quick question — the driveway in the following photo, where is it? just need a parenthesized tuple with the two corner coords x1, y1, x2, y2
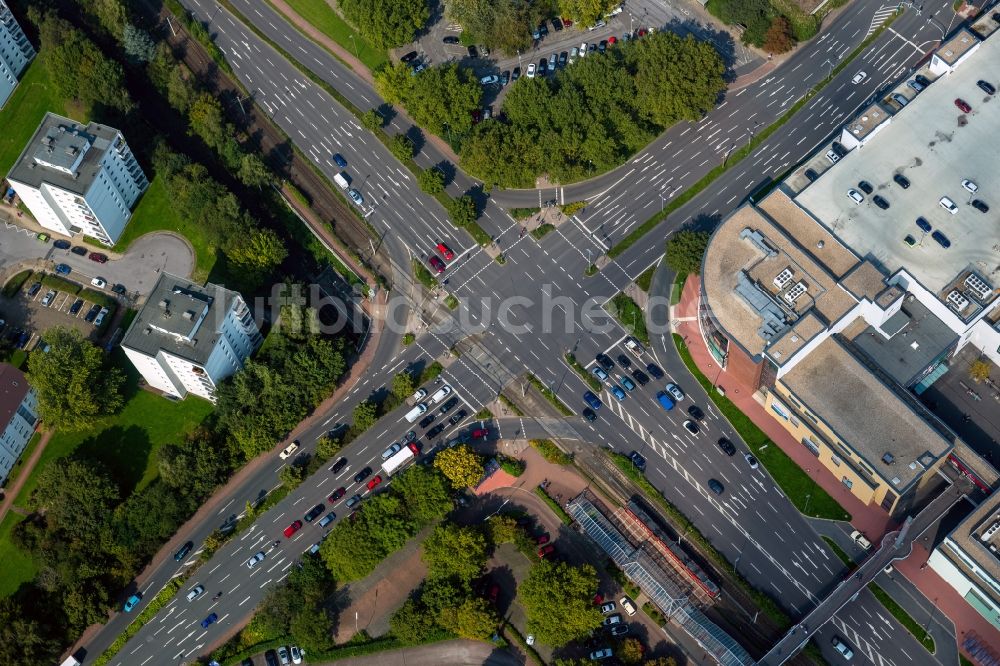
(0, 218, 194, 299)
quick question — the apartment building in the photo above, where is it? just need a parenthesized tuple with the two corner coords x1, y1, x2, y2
(121, 273, 262, 402)
(0, 0, 34, 109)
(6, 113, 149, 246)
(0, 363, 38, 486)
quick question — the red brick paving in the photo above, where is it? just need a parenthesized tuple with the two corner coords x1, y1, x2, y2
(673, 276, 1000, 659)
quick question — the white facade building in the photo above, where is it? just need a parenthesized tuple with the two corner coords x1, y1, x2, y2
(6, 113, 149, 246)
(0, 363, 38, 486)
(121, 273, 262, 402)
(0, 0, 34, 109)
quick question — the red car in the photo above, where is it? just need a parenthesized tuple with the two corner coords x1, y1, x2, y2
(436, 242, 454, 261)
(488, 584, 500, 604)
(608, 36, 617, 45)
(536, 533, 550, 545)
(471, 428, 490, 439)
(428, 256, 446, 274)
(406, 442, 420, 455)
(366, 475, 383, 491)
(328, 487, 346, 502)
(538, 544, 555, 558)
(561, 17, 573, 27)
(89, 252, 108, 263)
(283, 520, 303, 537)
(637, 28, 647, 38)
(955, 98, 972, 113)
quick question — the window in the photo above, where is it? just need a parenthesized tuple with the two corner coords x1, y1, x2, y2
(830, 455, 841, 467)
(842, 477, 853, 490)
(770, 400, 790, 420)
(801, 437, 820, 457)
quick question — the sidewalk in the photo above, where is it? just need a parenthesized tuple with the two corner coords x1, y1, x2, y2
(0, 430, 49, 521)
(671, 275, 1000, 660)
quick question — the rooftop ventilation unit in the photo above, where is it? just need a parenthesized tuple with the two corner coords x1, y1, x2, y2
(783, 281, 807, 305)
(964, 273, 992, 301)
(882, 452, 895, 465)
(773, 268, 794, 290)
(158, 299, 169, 309)
(982, 520, 1000, 543)
(947, 290, 970, 311)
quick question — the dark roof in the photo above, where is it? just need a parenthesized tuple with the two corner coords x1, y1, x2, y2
(0, 363, 30, 428)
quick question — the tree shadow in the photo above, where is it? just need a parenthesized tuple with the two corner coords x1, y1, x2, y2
(75, 425, 153, 497)
(377, 103, 396, 126)
(405, 126, 426, 155)
(464, 184, 489, 215)
(434, 160, 457, 186)
(663, 17, 739, 76)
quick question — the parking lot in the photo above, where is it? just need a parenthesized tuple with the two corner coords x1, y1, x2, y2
(0, 275, 116, 350)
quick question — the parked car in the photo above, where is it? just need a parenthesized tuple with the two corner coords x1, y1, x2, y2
(91, 277, 107, 289)
(619, 376, 636, 392)
(538, 544, 555, 558)
(687, 405, 704, 420)
(283, 520, 303, 537)
(89, 252, 108, 263)
(717, 437, 736, 456)
(419, 413, 436, 428)
(449, 409, 468, 425)
(609, 385, 626, 401)
(438, 396, 459, 414)
(345, 495, 362, 509)
(304, 503, 325, 522)
(976, 79, 996, 95)
(847, 188, 864, 205)
(962, 179, 979, 193)
(609, 624, 629, 636)
(467, 45, 478, 58)
(600, 601, 616, 614)
(804, 168, 818, 182)
(628, 451, 646, 471)
(932, 230, 951, 248)
(745, 452, 759, 469)
(41, 290, 55, 307)
(443, 36, 460, 44)
(603, 613, 623, 626)
(124, 593, 141, 612)
(27, 282, 41, 297)
(331, 457, 348, 474)
(480, 74, 500, 86)
(348, 188, 364, 206)
(582, 407, 597, 422)
(916, 217, 932, 233)
(53, 239, 71, 249)
(290, 645, 303, 664)
(501, 70, 510, 86)
(616, 353, 631, 369)
(872, 195, 890, 210)
(400, 51, 418, 63)
(850, 530, 872, 550)
(69, 298, 84, 315)
(318, 512, 336, 528)
(955, 98, 972, 113)
(93, 307, 109, 327)
(631, 369, 649, 385)
(665, 383, 685, 401)
(596, 353, 615, 370)
(328, 487, 346, 502)
(646, 363, 664, 379)
(590, 648, 613, 660)
(857, 181, 873, 195)
(70, 245, 87, 256)
(526, 63, 536, 78)
(972, 199, 990, 213)
(426, 423, 445, 438)
(54, 263, 71, 275)
(893, 174, 910, 189)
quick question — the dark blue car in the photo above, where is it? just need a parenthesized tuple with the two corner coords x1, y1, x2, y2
(332, 153, 348, 168)
(201, 612, 218, 628)
(54, 263, 71, 275)
(583, 391, 602, 410)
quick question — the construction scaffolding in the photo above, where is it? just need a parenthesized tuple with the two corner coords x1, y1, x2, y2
(566, 492, 756, 666)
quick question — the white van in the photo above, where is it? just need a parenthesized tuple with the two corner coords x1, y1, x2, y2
(619, 596, 637, 616)
(405, 403, 428, 423)
(333, 172, 350, 189)
(429, 385, 452, 405)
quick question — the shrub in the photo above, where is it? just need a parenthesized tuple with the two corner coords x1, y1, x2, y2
(530, 439, 572, 465)
(763, 16, 796, 53)
(390, 134, 415, 161)
(3, 270, 32, 297)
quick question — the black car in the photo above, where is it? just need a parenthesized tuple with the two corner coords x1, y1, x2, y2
(111, 283, 127, 295)
(265, 650, 280, 666)
(304, 503, 325, 522)
(804, 168, 818, 182)
(872, 195, 890, 210)
(331, 457, 348, 473)
(971, 199, 989, 213)
(559, 51, 567, 67)
(69, 298, 84, 315)
(85, 303, 102, 322)
(426, 424, 446, 438)
(646, 363, 664, 380)
(977, 79, 996, 95)
(354, 467, 372, 484)
(501, 70, 510, 86)
(552, 17, 563, 31)
(931, 230, 951, 248)
(71, 245, 88, 256)
(538, 59, 547, 75)
(717, 437, 737, 456)
(598, 40, 608, 53)
(596, 353, 615, 371)
(449, 409, 468, 425)
(893, 174, 910, 189)
(582, 408, 597, 422)
(616, 354, 631, 369)
(628, 451, 646, 471)
(915, 74, 930, 87)
(687, 405, 704, 420)
(27, 282, 41, 297)
(438, 396, 459, 415)
(467, 45, 478, 58)
(538, 22, 549, 36)
(419, 413, 436, 428)
(631, 369, 649, 386)
(857, 181, 873, 195)
(443, 36, 460, 44)
(174, 541, 194, 561)
(512, 67, 521, 80)
(831, 141, 848, 157)
(53, 239, 71, 249)
(400, 51, 418, 63)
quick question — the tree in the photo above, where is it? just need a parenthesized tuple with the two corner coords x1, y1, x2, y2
(422, 524, 488, 580)
(445, 597, 499, 640)
(643, 658, 679, 666)
(290, 607, 335, 652)
(361, 108, 384, 132)
(374, 63, 482, 137)
(122, 24, 156, 63)
(485, 514, 520, 546)
(519, 560, 602, 647)
(417, 167, 445, 194)
(27, 326, 125, 430)
(0, 597, 59, 665)
(619, 637, 645, 664)
(188, 93, 229, 152)
(665, 230, 710, 275)
(279, 460, 309, 489)
(33, 458, 120, 543)
(763, 16, 795, 54)
(446, 0, 547, 56)
(238, 153, 273, 188)
(225, 228, 288, 280)
(91, 0, 131, 37)
(337, 0, 430, 48)
(448, 195, 478, 227)
(391, 371, 415, 400)
(970, 360, 991, 381)
(320, 494, 416, 581)
(316, 435, 342, 460)
(392, 465, 453, 524)
(353, 400, 377, 432)
(434, 444, 485, 489)
(390, 597, 436, 644)
(216, 360, 304, 459)
(390, 134, 414, 161)
(633, 33, 726, 127)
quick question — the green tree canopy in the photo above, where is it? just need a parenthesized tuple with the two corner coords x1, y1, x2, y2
(422, 524, 488, 580)
(441, 597, 498, 640)
(352, 400, 377, 432)
(392, 465, 453, 524)
(446, 0, 549, 56)
(375, 62, 482, 137)
(27, 326, 125, 431)
(447, 194, 478, 228)
(631, 33, 726, 127)
(434, 444, 485, 489)
(558, 0, 620, 26)
(224, 227, 288, 281)
(417, 167, 445, 194)
(519, 560, 602, 646)
(33, 458, 120, 542)
(391, 371, 415, 400)
(338, 0, 429, 48)
(665, 229, 710, 275)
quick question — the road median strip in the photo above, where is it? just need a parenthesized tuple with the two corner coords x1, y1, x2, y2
(564, 353, 602, 392)
(94, 577, 187, 666)
(526, 373, 573, 417)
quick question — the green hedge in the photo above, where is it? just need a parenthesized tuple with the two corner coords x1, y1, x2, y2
(509, 207, 540, 220)
(39, 274, 80, 294)
(3, 270, 32, 297)
(534, 486, 572, 525)
(530, 223, 554, 240)
(564, 352, 602, 392)
(609, 452, 790, 627)
(501, 623, 544, 666)
(79, 287, 116, 309)
(526, 373, 573, 416)
(530, 439, 572, 465)
(95, 577, 187, 665)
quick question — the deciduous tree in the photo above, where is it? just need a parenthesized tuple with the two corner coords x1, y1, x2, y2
(417, 167, 445, 194)
(665, 230, 710, 275)
(392, 465, 453, 524)
(519, 560, 602, 647)
(619, 637, 645, 664)
(422, 524, 488, 580)
(434, 444, 485, 488)
(763, 16, 796, 54)
(338, 0, 429, 48)
(352, 400, 378, 432)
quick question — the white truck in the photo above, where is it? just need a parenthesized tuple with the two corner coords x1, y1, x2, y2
(333, 172, 350, 189)
(382, 443, 418, 476)
(624, 336, 645, 358)
(60, 656, 82, 666)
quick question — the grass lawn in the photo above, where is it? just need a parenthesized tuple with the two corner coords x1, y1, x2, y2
(115, 176, 217, 280)
(0, 513, 37, 597)
(607, 293, 649, 345)
(0, 60, 86, 175)
(12, 352, 214, 509)
(635, 265, 657, 292)
(273, 0, 387, 71)
(673, 334, 850, 521)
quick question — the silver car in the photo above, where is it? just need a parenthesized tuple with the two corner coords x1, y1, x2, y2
(381, 442, 402, 460)
(665, 383, 685, 402)
(246, 551, 266, 569)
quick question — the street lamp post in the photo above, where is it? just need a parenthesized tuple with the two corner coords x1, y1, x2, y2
(823, 58, 834, 79)
(804, 493, 812, 516)
(349, 33, 359, 59)
(517, 49, 522, 70)
(659, 192, 666, 211)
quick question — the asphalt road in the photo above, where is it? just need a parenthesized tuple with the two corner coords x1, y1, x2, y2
(89, 1, 970, 664)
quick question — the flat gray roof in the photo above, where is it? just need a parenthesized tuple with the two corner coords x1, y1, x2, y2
(121, 273, 237, 366)
(944, 490, 1000, 606)
(6, 113, 117, 195)
(794, 33, 1000, 295)
(850, 298, 958, 386)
